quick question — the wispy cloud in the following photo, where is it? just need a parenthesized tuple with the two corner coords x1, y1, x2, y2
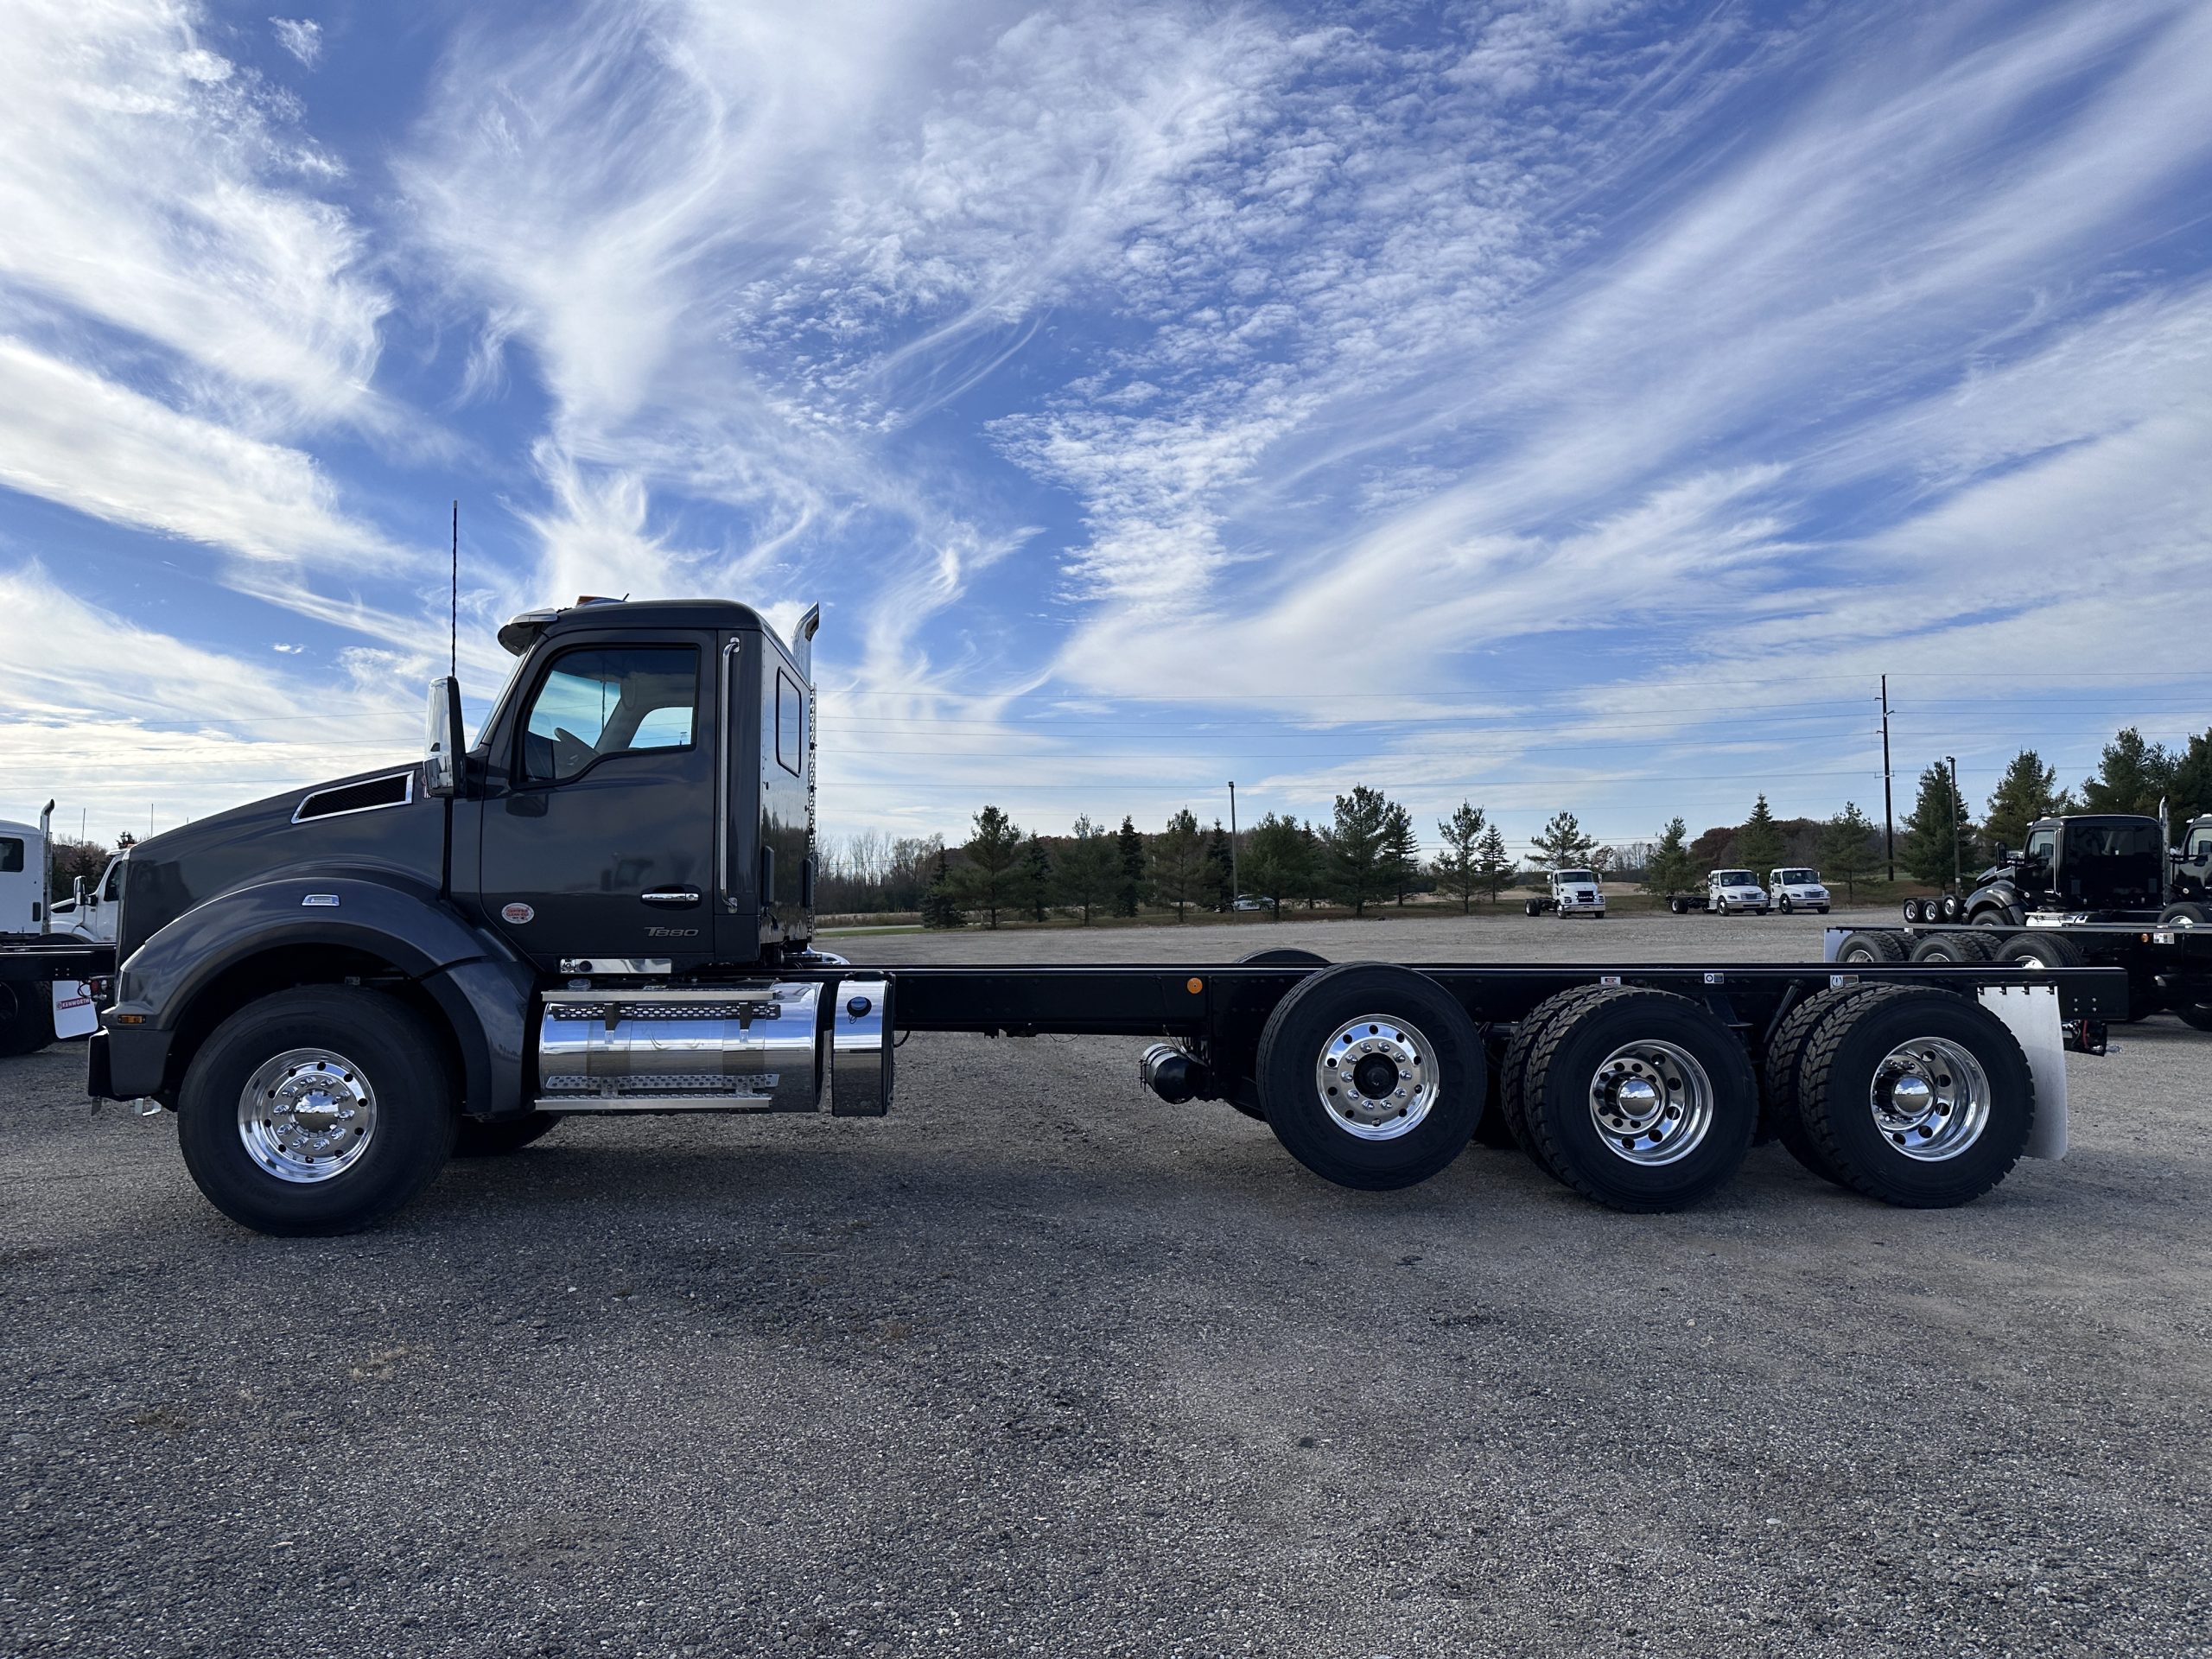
(270, 17, 322, 69)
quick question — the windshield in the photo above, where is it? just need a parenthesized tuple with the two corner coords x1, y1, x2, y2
(1557, 870, 1597, 885)
(1777, 868, 1815, 884)
(1714, 870, 1756, 885)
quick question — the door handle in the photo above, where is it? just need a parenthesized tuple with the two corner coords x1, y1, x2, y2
(641, 889, 702, 906)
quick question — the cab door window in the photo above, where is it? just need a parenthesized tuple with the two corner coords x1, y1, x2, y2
(519, 646, 698, 785)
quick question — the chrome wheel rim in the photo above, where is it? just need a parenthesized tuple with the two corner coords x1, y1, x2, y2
(1868, 1037, 1988, 1160)
(1314, 1014, 1437, 1141)
(1588, 1040, 1713, 1166)
(238, 1047, 378, 1183)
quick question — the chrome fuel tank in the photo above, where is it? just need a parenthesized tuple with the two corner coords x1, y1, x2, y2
(537, 984, 823, 1110)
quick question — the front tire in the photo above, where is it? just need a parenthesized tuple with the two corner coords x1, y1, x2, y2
(1779, 896, 1794, 915)
(177, 987, 457, 1236)
(1255, 963, 1484, 1190)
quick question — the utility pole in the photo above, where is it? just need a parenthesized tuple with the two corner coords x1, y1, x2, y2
(1227, 782, 1239, 912)
(1946, 754, 1963, 896)
(1880, 675, 1896, 881)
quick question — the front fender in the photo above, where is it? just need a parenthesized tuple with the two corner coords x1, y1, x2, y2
(99, 876, 533, 1109)
(116, 875, 508, 1021)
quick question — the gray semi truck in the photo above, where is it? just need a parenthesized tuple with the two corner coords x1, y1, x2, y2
(80, 599, 2126, 1234)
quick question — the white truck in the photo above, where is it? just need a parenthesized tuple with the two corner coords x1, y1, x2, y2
(46, 854, 126, 943)
(1767, 867, 1831, 915)
(1665, 869, 1770, 915)
(0, 806, 112, 1056)
(1525, 869, 1606, 918)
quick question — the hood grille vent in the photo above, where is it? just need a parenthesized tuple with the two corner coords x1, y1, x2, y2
(293, 771, 415, 823)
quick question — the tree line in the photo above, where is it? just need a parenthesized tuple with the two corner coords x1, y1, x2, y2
(821, 721, 2212, 926)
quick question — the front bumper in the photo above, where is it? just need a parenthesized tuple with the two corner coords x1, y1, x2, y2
(85, 1021, 172, 1102)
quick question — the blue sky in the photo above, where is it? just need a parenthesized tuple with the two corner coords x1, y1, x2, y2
(3, 0, 2210, 857)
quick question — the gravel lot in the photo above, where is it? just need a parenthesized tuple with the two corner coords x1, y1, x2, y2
(5, 906, 2209, 1657)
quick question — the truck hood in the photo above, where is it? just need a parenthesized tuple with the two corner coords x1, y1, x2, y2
(118, 764, 444, 962)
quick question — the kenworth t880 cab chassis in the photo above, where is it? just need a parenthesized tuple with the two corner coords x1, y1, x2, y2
(85, 600, 2125, 1235)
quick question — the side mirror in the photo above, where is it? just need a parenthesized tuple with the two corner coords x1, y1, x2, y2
(423, 677, 466, 798)
(73, 875, 88, 908)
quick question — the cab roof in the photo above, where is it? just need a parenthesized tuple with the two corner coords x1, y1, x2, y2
(498, 597, 810, 662)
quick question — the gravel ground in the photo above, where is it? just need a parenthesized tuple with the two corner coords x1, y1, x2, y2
(4, 906, 2209, 1657)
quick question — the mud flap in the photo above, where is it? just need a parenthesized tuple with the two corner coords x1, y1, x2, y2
(1978, 982, 2066, 1160)
(51, 979, 98, 1040)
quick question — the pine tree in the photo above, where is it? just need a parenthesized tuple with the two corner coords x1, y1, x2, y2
(1325, 785, 1395, 916)
(1642, 817, 1700, 897)
(1901, 762, 1976, 887)
(2079, 728, 2176, 821)
(919, 847, 966, 928)
(1020, 834, 1053, 923)
(1736, 794, 1785, 877)
(1984, 750, 2065, 852)
(1115, 816, 1147, 917)
(1299, 820, 1330, 910)
(1203, 820, 1236, 912)
(1383, 804, 1419, 906)
(956, 804, 1024, 928)
(1529, 810, 1599, 872)
(1057, 816, 1119, 925)
(1148, 808, 1207, 921)
(2170, 728, 2212, 836)
(1243, 812, 1310, 918)
(1475, 824, 1516, 905)
(1432, 802, 1487, 913)
(1819, 802, 1878, 900)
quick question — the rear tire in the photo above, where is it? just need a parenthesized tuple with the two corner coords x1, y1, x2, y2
(1227, 949, 1331, 1120)
(2159, 902, 2209, 928)
(2180, 1004, 2212, 1032)
(1254, 963, 1484, 1190)
(1836, 930, 1908, 964)
(177, 987, 457, 1236)
(1762, 984, 1886, 1187)
(1499, 986, 1616, 1179)
(1910, 931, 1998, 964)
(1996, 932, 2083, 970)
(453, 1112, 562, 1157)
(1521, 988, 1756, 1211)
(1797, 989, 2032, 1207)
(0, 984, 54, 1058)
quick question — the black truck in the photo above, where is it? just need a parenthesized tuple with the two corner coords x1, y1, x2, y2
(83, 599, 2126, 1234)
(1843, 811, 2212, 1028)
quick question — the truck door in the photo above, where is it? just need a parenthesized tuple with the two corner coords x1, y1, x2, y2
(474, 635, 716, 969)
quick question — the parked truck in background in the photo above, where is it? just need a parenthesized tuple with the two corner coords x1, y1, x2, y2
(1, 806, 115, 1057)
(73, 597, 2126, 1235)
(1834, 811, 2212, 1028)
(1664, 869, 1770, 915)
(1524, 869, 1606, 918)
(1768, 868, 1831, 915)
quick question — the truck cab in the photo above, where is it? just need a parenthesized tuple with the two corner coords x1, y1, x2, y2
(1706, 870, 1770, 915)
(1964, 813, 2167, 925)
(0, 818, 41, 938)
(1526, 869, 1605, 918)
(2173, 816, 2212, 903)
(48, 855, 126, 944)
(1767, 867, 1829, 915)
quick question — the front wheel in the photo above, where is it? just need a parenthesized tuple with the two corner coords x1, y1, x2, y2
(1254, 963, 1484, 1189)
(1778, 896, 1794, 914)
(177, 987, 457, 1236)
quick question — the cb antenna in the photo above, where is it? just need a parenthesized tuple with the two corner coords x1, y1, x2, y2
(449, 500, 459, 676)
